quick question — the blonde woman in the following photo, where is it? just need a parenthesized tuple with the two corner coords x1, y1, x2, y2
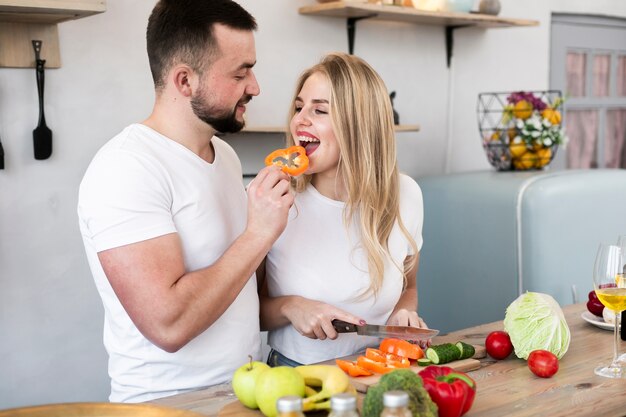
(259, 53, 427, 366)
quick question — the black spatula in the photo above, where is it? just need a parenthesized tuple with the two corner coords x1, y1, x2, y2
(32, 40, 52, 160)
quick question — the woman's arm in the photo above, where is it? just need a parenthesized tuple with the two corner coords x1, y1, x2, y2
(258, 260, 364, 340)
(386, 253, 428, 329)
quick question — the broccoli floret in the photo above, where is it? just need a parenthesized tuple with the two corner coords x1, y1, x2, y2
(362, 369, 438, 417)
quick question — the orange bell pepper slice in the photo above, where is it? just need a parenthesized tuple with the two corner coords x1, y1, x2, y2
(365, 348, 411, 368)
(335, 359, 373, 377)
(379, 338, 424, 360)
(264, 146, 309, 176)
(357, 356, 400, 375)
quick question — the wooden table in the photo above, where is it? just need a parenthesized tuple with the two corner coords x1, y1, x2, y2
(150, 304, 626, 417)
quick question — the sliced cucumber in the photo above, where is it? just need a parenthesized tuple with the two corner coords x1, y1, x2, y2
(417, 358, 432, 366)
(425, 343, 461, 365)
(455, 341, 476, 360)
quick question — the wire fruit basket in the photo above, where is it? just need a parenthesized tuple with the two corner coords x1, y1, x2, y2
(477, 91, 566, 171)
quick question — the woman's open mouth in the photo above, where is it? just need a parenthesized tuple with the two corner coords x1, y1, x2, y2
(297, 134, 320, 156)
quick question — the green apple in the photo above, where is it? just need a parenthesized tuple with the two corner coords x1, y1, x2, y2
(232, 357, 270, 409)
(255, 366, 306, 417)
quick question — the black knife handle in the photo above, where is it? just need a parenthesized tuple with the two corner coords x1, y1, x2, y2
(332, 319, 358, 333)
(621, 311, 625, 341)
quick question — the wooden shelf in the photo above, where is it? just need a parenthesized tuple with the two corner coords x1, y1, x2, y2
(299, 2, 538, 65)
(242, 126, 290, 134)
(299, 2, 538, 28)
(239, 124, 420, 134)
(0, 0, 106, 68)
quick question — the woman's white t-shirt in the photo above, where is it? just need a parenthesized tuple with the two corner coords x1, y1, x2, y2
(265, 174, 423, 364)
(78, 124, 261, 402)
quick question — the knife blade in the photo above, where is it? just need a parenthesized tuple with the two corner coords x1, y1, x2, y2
(332, 319, 439, 341)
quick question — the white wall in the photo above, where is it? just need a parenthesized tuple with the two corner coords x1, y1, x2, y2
(0, 0, 624, 409)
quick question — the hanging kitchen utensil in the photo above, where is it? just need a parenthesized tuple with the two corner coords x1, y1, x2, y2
(0, 135, 4, 170)
(32, 40, 52, 160)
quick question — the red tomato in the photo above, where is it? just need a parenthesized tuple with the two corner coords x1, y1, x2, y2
(527, 350, 559, 378)
(485, 331, 513, 360)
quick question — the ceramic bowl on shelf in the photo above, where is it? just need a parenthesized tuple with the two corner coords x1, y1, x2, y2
(446, 0, 473, 12)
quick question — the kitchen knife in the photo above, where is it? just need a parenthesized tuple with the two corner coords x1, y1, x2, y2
(332, 319, 439, 341)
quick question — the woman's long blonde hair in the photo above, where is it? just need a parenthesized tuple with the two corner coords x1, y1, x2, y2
(286, 52, 418, 297)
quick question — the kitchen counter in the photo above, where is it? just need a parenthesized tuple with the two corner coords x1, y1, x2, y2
(150, 303, 626, 416)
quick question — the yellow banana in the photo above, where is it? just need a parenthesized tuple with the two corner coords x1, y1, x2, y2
(295, 365, 350, 405)
(303, 399, 330, 412)
(304, 385, 318, 398)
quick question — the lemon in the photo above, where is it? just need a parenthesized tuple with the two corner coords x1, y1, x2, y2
(513, 100, 533, 120)
(541, 108, 561, 124)
(535, 147, 552, 168)
(509, 141, 527, 159)
(513, 152, 537, 170)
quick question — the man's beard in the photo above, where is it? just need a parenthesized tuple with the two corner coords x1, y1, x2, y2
(191, 93, 251, 134)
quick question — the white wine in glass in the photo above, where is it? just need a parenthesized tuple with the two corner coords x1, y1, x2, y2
(615, 235, 626, 362)
(593, 243, 626, 378)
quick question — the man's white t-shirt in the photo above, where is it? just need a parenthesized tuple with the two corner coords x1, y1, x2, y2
(265, 174, 424, 364)
(78, 124, 261, 403)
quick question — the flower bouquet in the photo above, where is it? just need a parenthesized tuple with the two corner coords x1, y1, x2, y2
(477, 91, 567, 171)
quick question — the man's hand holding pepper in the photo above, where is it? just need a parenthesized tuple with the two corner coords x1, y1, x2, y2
(246, 165, 294, 245)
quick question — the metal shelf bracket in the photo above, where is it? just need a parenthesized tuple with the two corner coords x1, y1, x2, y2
(445, 24, 472, 67)
(347, 14, 377, 54)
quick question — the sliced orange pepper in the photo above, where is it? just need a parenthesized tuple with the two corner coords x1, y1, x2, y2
(379, 338, 424, 360)
(357, 356, 401, 374)
(264, 146, 309, 176)
(365, 348, 411, 368)
(335, 359, 373, 377)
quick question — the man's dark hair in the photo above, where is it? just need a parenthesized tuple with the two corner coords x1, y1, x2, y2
(146, 0, 257, 90)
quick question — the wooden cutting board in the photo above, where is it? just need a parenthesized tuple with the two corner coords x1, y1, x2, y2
(344, 344, 486, 393)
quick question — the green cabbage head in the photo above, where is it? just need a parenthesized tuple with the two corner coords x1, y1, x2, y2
(503, 292, 570, 359)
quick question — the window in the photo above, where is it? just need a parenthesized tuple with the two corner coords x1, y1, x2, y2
(550, 14, 626, 169)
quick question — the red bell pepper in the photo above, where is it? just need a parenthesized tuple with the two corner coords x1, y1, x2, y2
(586, 290, 604, 317)
(418, 365, 476, 417)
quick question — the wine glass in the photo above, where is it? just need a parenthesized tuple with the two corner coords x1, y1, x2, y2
(616, 235, 626, 363)
(592, 243, 626, 378)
